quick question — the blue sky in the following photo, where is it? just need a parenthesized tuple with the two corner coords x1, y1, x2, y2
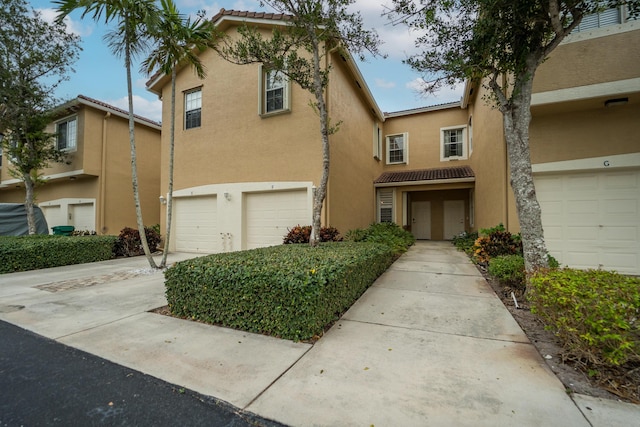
(29, 0, 464, 123)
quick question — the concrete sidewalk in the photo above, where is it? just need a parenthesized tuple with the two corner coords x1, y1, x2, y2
(1, 242, 638, 426)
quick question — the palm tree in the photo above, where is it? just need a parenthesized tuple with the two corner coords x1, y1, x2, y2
(55, 0, 160, 269)
(141, 0, 217, 268)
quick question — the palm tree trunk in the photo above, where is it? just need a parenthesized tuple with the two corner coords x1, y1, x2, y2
(125, 44, 157, 269)
(160, 67, 177, 268)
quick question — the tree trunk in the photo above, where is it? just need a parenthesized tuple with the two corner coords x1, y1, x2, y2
(501, 79, 549, 273)
(160, 68, 176, 268)
(23, 172, 37, 235)
(309, 36, 330, 247)
(125, 46, 157, 269)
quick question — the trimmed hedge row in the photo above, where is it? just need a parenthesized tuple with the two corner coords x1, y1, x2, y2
(0, 235, 117, 274)
(165, 242, 395, 341)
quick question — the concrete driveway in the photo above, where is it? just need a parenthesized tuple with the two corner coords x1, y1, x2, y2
(1, 243, 638, 426)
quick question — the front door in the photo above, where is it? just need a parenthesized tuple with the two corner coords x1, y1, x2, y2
(411, 201, 431, 239)
(444, 200, 465, 239)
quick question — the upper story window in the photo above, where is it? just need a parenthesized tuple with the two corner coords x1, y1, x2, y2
(386, 132, 408, 165)
(440, 125, 468, 161)
(57, 117, 77, 151)
(185, 88, 202, 129)
(260, 66, 290, 116)
(0, 145, 3, 168)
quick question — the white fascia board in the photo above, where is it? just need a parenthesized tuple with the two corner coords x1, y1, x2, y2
(532, 152, 640, 174)
(531, 78, 640, 106)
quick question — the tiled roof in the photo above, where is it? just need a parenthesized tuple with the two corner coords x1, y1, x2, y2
(76, 95, 161, 127)
(374, 166, 475, 184)
(211, 8, 292, 23)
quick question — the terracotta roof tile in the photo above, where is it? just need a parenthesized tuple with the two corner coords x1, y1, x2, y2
(211, 8, 292, 23)
(374, 166, 475, 184)
(76, 95, 161, 127)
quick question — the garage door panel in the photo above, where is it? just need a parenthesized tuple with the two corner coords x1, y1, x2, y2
(536, 168, 640, 274)
(602, 226, 637, 242)
(174, 196, 219, 253)
(245, 190, 309, 250)
(566, 226, 597, 240)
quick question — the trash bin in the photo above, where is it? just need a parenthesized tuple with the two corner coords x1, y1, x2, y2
(52, 225, 75, 236)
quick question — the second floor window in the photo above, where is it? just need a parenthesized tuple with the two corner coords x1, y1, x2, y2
(260, 66, 290, 116)
(57, 117, 77, 151)
(185, 89, 202, 129)
(386, 133, 408, 165)
(440, 126, 468, 161)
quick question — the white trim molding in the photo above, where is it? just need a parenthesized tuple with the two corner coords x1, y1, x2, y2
(532, 152, 640, 174)
(531, 78, 640, 106)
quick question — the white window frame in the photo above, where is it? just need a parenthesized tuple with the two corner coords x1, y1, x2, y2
(373, 122, 382, 160)
(386, 132, 408, 165)
(440, 125, 468, 161)
(56, 116, 77, 152)
(259, 65, 291, 116)
(468, 116, 473, 157)
(184, 88, 202, 130)
(377, 188, 394, 223)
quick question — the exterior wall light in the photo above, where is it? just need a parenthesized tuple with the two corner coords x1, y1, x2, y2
(159, 195, 167, 205)
(224, 192, 231, 201)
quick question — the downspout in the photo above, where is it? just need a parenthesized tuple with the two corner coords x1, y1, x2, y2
(99, 112, 111, 234)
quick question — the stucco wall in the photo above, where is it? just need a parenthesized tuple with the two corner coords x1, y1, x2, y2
(325, 52, 382, 233)
(533, 24, 640, 93)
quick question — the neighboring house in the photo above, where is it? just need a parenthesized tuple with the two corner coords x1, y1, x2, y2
(148, 8, 639, 275)
(0, 95, 162, 235)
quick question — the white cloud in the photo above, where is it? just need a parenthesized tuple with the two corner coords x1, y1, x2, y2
(107, 95, 163, 123)
(349, 0, 423, 60)
(375, 78, 396, 89)
(36, 8, 93, 37)
(406, 78, 465, 104)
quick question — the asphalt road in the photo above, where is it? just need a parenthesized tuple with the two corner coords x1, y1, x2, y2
(0, 320, 283, 427)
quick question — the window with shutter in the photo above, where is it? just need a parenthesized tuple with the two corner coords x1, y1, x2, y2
(378, 188, 394, 223)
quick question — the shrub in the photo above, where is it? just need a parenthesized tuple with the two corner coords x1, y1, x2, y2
(72, 230, 97, 236)
(282, 225, 343, 244)
(0, 235, 117, 273)
(114, 226, 162, 257)
(451, 231, 478, 254)
(472, 227, 523, 264)
(165, 242, 394, 341)
(344, 222, 415, 255)
(529, 268, 640, 366)
(487, 254, 525, 289)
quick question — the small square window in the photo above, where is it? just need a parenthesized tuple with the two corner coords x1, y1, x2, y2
(57, 117, 77, 151)
(185, 89, 202, 129)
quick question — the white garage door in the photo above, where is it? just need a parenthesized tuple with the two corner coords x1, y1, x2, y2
(70, 203, 95, 232)
(535, 169, 640, 274)
(41, 205, 65, 232)
(245, 190, 309, 249)
(174, 196, 219, 253)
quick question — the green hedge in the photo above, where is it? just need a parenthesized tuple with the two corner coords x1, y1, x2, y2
(0, 235, 117, 273)
(165, 242, 395, 341)
(529, 268, 640, 366)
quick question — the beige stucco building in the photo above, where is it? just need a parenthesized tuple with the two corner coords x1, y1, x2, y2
(0, 95, 161, 235)
(149, 9, 639, 275)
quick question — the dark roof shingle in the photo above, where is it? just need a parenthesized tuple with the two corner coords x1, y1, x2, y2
(374, 166, 475, 184)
